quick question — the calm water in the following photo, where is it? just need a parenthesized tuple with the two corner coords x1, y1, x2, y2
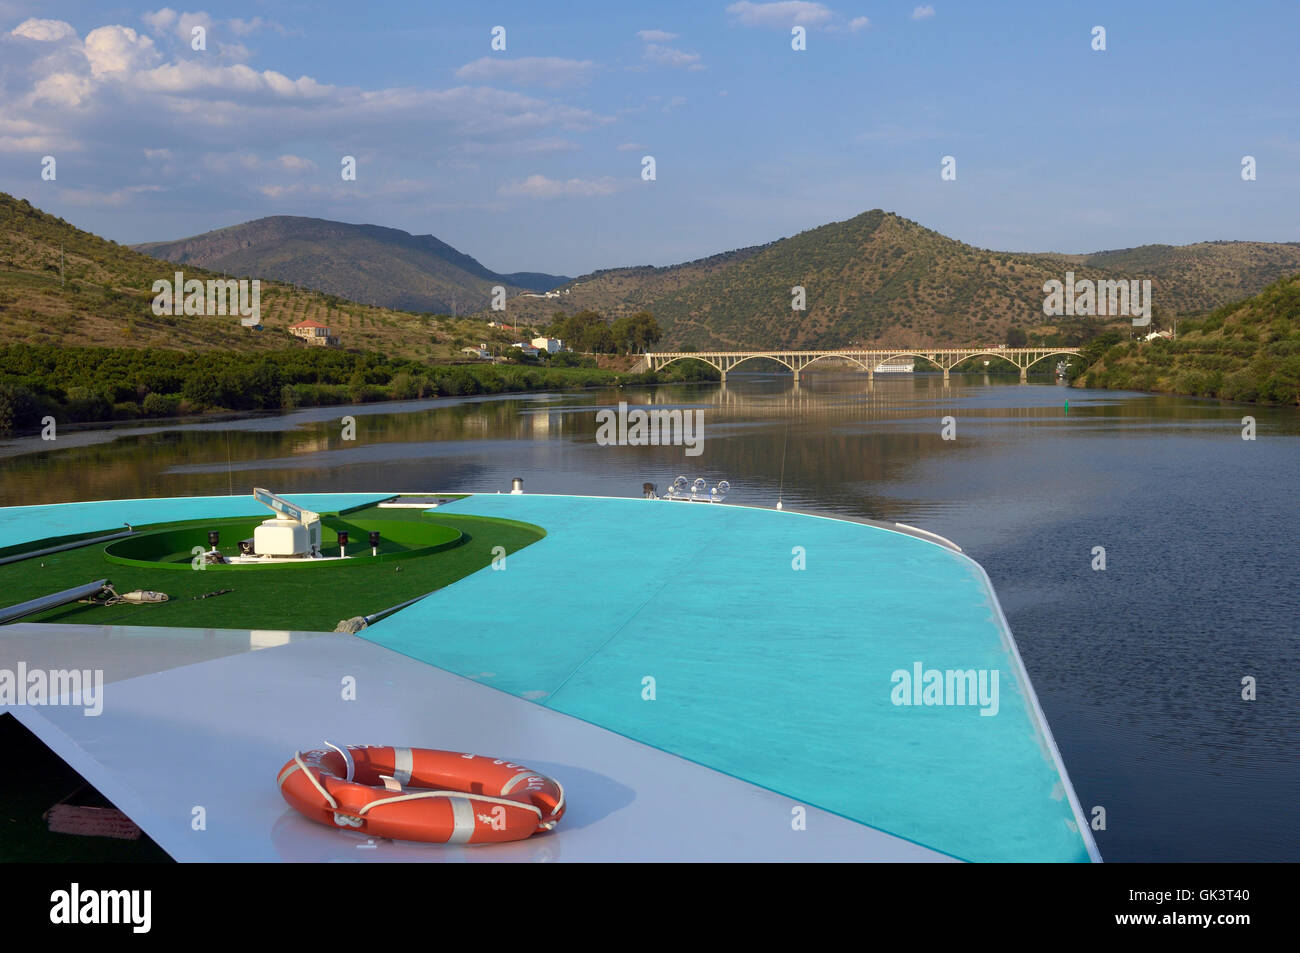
(2, 372, 1297, 862)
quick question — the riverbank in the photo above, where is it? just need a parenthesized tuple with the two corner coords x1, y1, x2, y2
(0, 343, 719, 436)
(1072, 272, 1300, 405)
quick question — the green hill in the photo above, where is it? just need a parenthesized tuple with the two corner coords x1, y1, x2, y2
(485, 211, 1300, 349)
(134, 216, 569, 314)
(1078, 272, 1300, 404)
(0, 192, 513, 359)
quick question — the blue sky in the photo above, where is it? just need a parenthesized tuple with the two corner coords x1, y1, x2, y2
(2, 0, 1297, 276)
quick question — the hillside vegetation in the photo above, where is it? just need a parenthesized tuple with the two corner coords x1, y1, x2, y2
(0, 192, 521, 359)
(135, 216, 569, 314)
(1078, 273, 1300, 404)
(485, 211, 1300, 349)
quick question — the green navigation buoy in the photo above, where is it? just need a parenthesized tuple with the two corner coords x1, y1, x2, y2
(1064, 400, 1069, 413)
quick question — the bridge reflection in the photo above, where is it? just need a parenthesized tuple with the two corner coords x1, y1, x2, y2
(636, 373, 1057, 421)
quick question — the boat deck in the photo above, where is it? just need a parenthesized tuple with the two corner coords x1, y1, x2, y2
(0, 492, 1099, 862)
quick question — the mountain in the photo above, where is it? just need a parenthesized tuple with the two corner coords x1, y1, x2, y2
(0, 192, 495, 359)
(134, 216, 570, 314)
(8, 191, 1300, 360)
(1077, 271, 1300, 404)
(481, 211, 1300, 349)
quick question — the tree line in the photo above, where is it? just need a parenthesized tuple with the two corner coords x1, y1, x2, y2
(543, 310, 662, 355)
(0, 342, 714, 435)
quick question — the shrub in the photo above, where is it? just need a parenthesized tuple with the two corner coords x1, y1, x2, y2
(0, 381, 40, 435)
(64, 386, 113, 421)
(141, 392, 180, 417)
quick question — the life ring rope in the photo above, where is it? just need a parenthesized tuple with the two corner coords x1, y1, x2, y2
(294, 750, 338, 810)
(549, 779, 566, 817)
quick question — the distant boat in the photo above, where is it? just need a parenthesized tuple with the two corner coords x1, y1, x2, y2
(875, 357, 915, 373)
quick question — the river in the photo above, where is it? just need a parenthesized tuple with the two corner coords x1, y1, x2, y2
(1, 371, 1296, 862)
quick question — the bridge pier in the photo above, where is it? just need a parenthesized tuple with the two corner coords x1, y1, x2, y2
(1019, 367, 1027, 383)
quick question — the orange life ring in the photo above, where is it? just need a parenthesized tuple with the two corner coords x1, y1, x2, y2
(277, 744, 566, 844)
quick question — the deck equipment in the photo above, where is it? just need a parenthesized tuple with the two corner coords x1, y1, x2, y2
(251, 487, 322, 558)
(278, 744, 566, 844)
(0, 579, 111, 625)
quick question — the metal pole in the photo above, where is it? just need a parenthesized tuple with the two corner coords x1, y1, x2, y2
(0, 579, 110, 625)
(0, 526, 132, 567)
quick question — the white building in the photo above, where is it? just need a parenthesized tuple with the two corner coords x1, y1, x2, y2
(531, 336, 564, 354)
(511, 343, 541, 358)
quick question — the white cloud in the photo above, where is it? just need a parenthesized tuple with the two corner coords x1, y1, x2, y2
(217, 42, 252, 61)
(141, 9, 178, 34)
(0, 11, 616, 218)
(636, 29, 678, 42)
(850, 16, 871, 32)
(142, 9, 281, 47)
(83, 26, 161, 78)
(452, 137, 579, 157)
(228, 17, 267, 36)
(10, 18, 78, 42)
(726, 1, 834, 28)
(60, 184, 165, 206)
(455, 56, 598, 88)
(276, 154, 316, 172)
(912, 5, 936, 20)
(176, 11, 215, 44)
(617, 142, 645, 151)
(643, 44, 703, 69)
(499, 174, 620, 199)
(31, 72, 95, 107)
(130, 61, 331, 98)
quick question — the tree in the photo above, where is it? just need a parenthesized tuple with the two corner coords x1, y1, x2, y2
(1005, 325, 1028, 347)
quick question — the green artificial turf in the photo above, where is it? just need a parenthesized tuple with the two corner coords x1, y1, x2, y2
(0, 505, 545, 632)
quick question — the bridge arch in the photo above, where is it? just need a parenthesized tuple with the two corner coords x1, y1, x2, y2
(799, 353, 872, 373)
(649, 353, 725, 375)
(650, 352, 799, 377)
(720, 353, 799, 375)
(1019, 349, 1082, 373)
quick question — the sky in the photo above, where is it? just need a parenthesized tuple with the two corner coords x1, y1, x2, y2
(1, 0, 1297, 276)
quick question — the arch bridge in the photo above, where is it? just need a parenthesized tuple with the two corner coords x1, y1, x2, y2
(636, 347, 1083, 383)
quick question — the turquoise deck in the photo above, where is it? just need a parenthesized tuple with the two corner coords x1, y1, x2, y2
(366, 494, 1094, 862)
(1, 492, 1095, 862)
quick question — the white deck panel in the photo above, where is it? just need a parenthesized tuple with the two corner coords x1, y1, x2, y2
(6, 627, 955, 862)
